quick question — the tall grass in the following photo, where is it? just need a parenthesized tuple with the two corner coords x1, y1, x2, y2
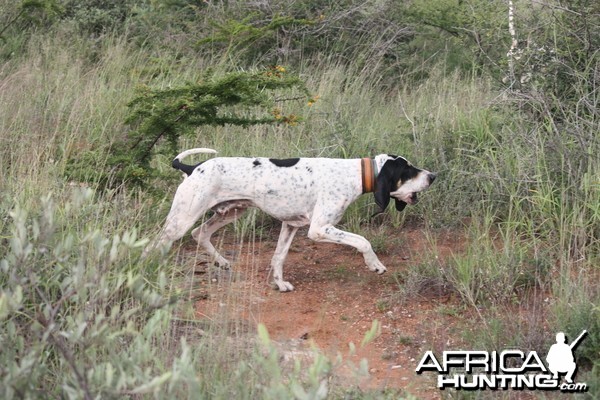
(0, 31, 395, 398)
(1, 23, 598, 397)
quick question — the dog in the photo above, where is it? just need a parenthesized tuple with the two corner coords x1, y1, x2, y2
(145, 148, 436, 291)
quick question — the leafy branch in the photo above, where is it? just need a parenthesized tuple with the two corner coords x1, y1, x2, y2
(66, 67, 310, 189)
(0, 0, 62, 40)
(197, 14, 315, 64)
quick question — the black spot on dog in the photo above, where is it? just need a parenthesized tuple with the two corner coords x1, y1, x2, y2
(253, 159, 262, 167)
(305, 166, 313, 173)
(270, 158, 300, 167)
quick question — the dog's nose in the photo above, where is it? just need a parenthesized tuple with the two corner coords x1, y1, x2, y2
(428, 173, 437, 184)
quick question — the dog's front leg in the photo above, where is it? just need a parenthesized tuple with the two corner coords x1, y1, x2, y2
(308, 223, 387, 274)
(270, 222, 299, 292)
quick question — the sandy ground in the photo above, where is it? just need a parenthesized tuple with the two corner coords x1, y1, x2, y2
(181, 225, 478, 398)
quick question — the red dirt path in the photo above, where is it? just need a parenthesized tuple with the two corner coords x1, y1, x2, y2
(187, 225, 470, 398)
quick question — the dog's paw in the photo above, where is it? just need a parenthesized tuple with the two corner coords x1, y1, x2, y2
(214, 256, 231, 269)
(367, 260, 387, 274)
(273, 279, 295, 292)
(364, 252, 387, 274)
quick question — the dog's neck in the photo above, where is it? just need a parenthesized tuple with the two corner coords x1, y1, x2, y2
(361, 158, 378, 193)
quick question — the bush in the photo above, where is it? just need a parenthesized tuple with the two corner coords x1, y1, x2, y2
(65, 67, 310, 190)
(0, 188, 370, 398)
(60, 0, 139, 36)
(0, 188, 181, 397)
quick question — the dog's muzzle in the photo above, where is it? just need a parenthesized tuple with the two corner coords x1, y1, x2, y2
(428, 173, 437, 185)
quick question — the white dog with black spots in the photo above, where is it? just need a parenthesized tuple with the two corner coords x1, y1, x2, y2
(144, 148, 436, 292)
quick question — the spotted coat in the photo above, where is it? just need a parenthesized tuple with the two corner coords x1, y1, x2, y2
(145, 148, 436, 291)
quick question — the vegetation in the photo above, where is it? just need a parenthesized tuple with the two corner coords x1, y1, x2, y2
(67, 67, 309, 189)
(1, 0, 598, 398)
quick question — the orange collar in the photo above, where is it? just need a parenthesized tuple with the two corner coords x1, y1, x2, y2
(361, 158, 378, 193)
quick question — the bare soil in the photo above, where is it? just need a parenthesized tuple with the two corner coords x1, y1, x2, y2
(180, 224, 475, 398)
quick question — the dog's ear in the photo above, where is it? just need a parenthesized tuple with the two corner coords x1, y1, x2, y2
(395, 199, 407, 212)
(373, 155, 409, 216)
(374, 175, 392, 214)
(374, 158, 398, 214)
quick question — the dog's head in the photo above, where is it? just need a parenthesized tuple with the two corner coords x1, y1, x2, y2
(374, 155, 436, 214)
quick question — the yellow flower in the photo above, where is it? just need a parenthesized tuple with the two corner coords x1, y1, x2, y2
(283, 114, 298, 126)
(307, 95, 320, 106)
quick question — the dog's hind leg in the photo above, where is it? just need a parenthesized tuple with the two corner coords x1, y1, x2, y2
(144, 211, 205, 257)
(270, 222, 299, 292)
(191, 207, 246, 268)
(143, 185, 212, 257)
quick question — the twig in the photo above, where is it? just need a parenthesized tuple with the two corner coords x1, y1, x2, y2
(36, 312, 93, 400)
(273, 95, 307, 102)
(129, 109, 187, 162)
(0, 9, 26, 39)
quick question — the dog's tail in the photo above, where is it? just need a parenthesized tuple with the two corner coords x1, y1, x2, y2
(172, 148, 218, 176)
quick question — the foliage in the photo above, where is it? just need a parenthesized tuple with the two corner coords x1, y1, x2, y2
(399, 0, 508, 74)
(0, 0, 62, 59)
(551, 273, 600, 367)
(0, 189, 175, 398)
(65, 67, 310, 189)
(127, 0, 417, 85)
(504, 0, 600, 121)
(0, 0, 62, 36)
(1, 0, 599, 395)
(60, 0, 139, 35)
(515, 0, 600, 95)
(0, 190, 370, 399)
(197, 13, 315, 65)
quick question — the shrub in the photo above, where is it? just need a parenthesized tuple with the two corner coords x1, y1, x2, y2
(65, 67, 310, 190)
(0, 188, 181, 397)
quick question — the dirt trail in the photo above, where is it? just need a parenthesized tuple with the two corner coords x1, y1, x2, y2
(190, 226, 465, 397)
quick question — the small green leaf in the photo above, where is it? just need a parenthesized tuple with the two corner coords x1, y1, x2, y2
(257, 323, 271, 347)
(360, 319, 381, 348)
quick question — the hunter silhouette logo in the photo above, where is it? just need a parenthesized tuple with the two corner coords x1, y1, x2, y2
(415, 329, 588, 392)
(546, 330, 587, 384)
